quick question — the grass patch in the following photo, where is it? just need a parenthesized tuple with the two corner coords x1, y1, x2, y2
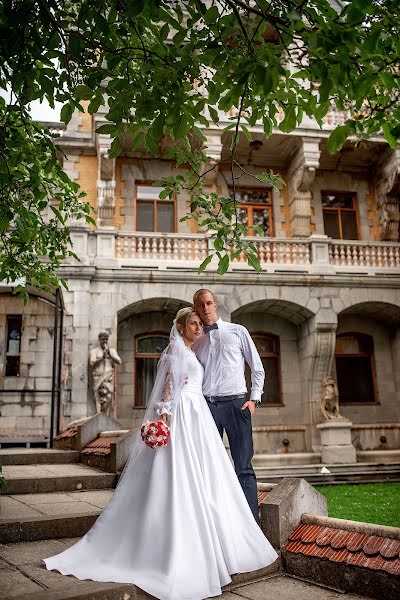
(314, 482, 400, 528)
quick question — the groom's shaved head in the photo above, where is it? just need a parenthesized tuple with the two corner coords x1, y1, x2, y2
(193, 289, 216, 305)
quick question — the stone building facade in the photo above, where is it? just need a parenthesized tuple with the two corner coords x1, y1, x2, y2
(1, 103, 399, 459)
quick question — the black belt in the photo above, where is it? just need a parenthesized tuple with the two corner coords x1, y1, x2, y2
(205, 393, 246, 404)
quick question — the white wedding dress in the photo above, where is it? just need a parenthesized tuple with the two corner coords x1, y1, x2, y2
(44, 348, 278, 600)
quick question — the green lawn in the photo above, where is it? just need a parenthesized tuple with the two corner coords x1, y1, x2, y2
(314, 482, 400, 528)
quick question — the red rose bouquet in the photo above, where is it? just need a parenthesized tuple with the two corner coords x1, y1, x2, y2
(141, 420, 171, 449)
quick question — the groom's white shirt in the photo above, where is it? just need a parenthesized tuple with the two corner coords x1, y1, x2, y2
(192, 318, 264, 402)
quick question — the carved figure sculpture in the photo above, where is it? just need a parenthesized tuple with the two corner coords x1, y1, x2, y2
(320, 374, 346, 421)
(90, 332, 122, 415)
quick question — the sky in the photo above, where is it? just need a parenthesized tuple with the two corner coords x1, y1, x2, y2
(1, 88, 62, 122)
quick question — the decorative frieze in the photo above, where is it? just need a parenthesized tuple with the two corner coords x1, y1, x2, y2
(288, 137, 321, 237)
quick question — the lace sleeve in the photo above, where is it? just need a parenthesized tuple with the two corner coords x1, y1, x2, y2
(155, 371, 173, 416)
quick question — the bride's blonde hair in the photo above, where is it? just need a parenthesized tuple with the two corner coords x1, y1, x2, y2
(175, 307, 198, 335)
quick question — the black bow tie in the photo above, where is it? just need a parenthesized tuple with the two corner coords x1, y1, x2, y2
(204, 323, 218, 333)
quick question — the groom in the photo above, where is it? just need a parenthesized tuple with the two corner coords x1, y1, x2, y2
(192, 289, 264, 524)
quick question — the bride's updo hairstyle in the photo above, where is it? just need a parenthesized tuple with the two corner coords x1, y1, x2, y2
(175, 307, 198, 336)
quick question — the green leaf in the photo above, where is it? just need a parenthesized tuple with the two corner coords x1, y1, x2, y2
(247, 253, 261, 272)
(75, 85, 93, 101)
(173, 114, 187, 140)
(382, 124, 397, 150)
(216, 254, 229, 275)
(204, 6, 219, 25)
(96, 123, 119, 135)
(279, 106, 296, 133)
(208, 106, 219, 124)
(198, 254, 213, 273)
(108, 136, 122, 158)
(60, 102, 73, 124)
(327, 124, 352, 154)
(241, 124, 252, 141)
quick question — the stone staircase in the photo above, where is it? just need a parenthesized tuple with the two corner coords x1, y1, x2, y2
(0, 448, 115, 544)
(0, 448, 281, 599)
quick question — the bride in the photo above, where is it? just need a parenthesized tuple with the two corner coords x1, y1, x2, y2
(44, 307, 278, 600)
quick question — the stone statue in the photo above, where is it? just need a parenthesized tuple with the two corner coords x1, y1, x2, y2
(90, 332, 122, 415)
(320, 374, 346, 421)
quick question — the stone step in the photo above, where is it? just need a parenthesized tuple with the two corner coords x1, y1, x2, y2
(256, 468, 400, 485)
(0, 448, 80, 466)
(0, 537, 281, 600)
(0, 490, 113, 543)
(1, 464, 117, 495)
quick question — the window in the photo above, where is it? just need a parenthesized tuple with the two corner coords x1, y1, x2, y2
(335, 333, 377, 404)
(5, 316, 22, 376)
(322, 191, 359, 240)
(134, 334, 169, 407)
(229, 188, 273, 236)
(246, 333, 282, 404)
(135, 184, 176, 233)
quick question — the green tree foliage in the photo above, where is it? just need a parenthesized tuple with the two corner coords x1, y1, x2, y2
(1, 0, 399, 284)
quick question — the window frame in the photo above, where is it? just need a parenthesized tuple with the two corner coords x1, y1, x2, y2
(335, 332, 378, 405)
(229, 187, 274, 237)
(321, 190, 360, 240)
(134, 182, 177, 233)
(5, 315, 22, 377)
(250, 331, 283, 406)
(134, 332, 169, 407)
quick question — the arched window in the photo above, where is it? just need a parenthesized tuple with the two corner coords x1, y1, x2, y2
(246, 333, 282, 405)
(134, 334, 169, 407)
(335, 333, 377, 404)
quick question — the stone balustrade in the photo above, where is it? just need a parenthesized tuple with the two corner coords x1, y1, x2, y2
(102, 232, 400, 274)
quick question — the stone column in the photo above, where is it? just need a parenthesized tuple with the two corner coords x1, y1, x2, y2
(200, 129, 223, 190)
(299, 310, 337, 452)
(96, 134, 116, 227)
(375, 148, 400, 241)
(287, 137, 321, 237)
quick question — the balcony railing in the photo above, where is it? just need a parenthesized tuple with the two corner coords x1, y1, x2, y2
(106, 232, 400, 274)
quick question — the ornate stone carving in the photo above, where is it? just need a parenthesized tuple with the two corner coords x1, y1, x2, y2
(288, 137, 321, 237)
(320, 374, 346, 421)
(90, 332, 122, 415)
(375, 149, 400, 241)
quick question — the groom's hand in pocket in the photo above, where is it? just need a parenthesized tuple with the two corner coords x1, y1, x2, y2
(241, 400, 255, 415)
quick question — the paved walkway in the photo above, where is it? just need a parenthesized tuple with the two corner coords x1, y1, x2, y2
(0, 538, 372, 600)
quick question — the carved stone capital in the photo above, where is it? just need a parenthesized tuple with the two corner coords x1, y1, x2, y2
(375, 148, 400, 241)
(288, 138, 321, 237)
(201, 131, 223, 188)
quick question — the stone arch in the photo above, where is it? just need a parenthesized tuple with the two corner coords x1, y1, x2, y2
(116, 297, 191, 427)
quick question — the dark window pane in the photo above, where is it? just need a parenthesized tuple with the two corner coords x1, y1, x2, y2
(341, 211, 358, 240)
(136, 357, 159, 406)
(336, 335, 370, 355)
(253, 336, 275, 354)
(252, 208, 270, 236)
(136, 201, 154, 231)
(237, 207, 249, 228)
(336, 357, 375, 403)
(157, 203, 175, 233)
(262, 357, 280, 404)
(6, 316, 22, 376)
(137, 336, 169, 355)
(322, 193, 354, 209)
(231, 189, 271, 204)
(323, 210, 340, 239)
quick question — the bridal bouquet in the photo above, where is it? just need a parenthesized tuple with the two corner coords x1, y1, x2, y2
(141, 420, 171, 449)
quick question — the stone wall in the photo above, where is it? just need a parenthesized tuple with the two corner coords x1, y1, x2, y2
(0, 294, 55, 438)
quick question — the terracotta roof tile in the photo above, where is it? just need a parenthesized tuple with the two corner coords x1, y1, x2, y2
(379, 538, 400, 560)
(315, 526, 338, 546)
(329, 548, 350, 563)
(257, 491, 268, 505)
(330, 529, 354, 550)
(81, 436, 113, 456)
(345, 532, 369, 552)
(288, 523, 310, 541)
(363, 535, 386, 556)
(301, 524, 324, 543)
(382, 558, 400, 576)
(284, 522, 400, 578)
